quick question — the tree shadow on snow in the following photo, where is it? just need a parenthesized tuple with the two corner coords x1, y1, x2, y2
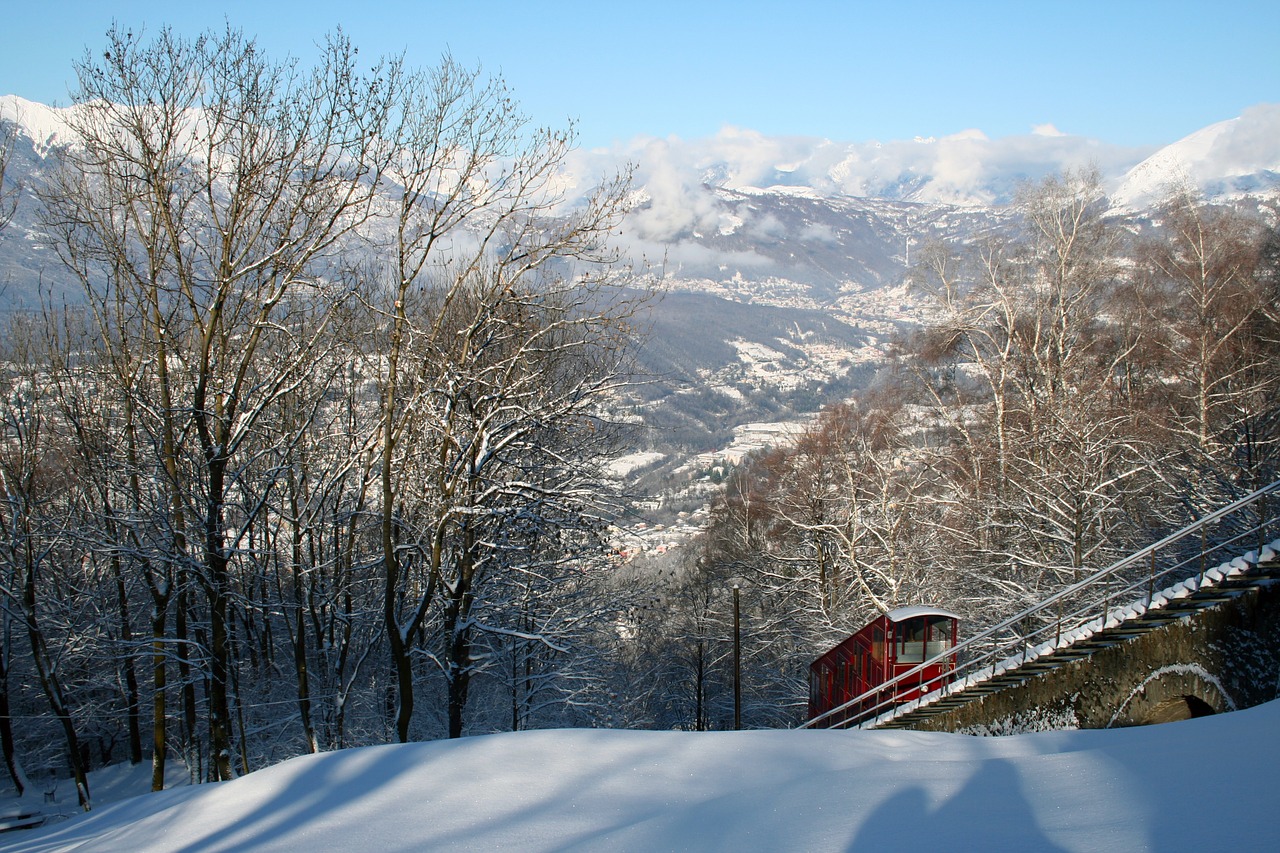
(846, 759, 1069, 853)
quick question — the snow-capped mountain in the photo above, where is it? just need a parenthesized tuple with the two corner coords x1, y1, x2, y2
(7, 95, 1276, 223)
(1109, 103, 1280, 211)
(0, 95, 78, 156)
(4, 96, 1277, 286)
(554, 102, 1280, 313)
(3, 95, 1279, 542)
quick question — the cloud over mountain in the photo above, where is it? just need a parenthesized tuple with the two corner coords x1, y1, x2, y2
(5, 95, 1279, 300)
(583, 123, 1155, 220)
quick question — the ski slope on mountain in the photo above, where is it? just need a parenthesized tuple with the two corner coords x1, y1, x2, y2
(4, 699, 1278, 852)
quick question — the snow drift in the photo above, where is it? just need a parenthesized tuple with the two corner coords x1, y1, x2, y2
(6, 698, 1279, 852)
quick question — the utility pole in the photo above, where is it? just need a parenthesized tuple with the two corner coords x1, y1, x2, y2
(733, 584, 741, 730)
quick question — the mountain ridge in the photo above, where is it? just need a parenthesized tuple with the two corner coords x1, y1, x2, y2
(6, 95, 1279, 210)
(4, 96, 1278, 403)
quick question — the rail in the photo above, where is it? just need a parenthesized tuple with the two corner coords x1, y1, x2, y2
(801, 479, 1280, 730)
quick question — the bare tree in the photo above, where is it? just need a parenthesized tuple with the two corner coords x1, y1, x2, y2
(366, 57, 637, 740)
(0, 316, 94, 809)
(15, 23, 651, 776)
(39, 24, 396, 781)
(0, 117, 24, 798)
(1136, 188, 1275, 493)
(912, 171, 1151, 590)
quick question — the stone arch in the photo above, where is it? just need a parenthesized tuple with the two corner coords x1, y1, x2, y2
(1141, 694, 1216, 725)
(1107, 665, 1236, 728)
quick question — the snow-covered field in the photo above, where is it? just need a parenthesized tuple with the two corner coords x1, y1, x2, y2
(3, 699, 1277, 852)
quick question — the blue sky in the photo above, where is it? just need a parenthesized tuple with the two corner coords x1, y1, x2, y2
(2, 1, 1276, 150)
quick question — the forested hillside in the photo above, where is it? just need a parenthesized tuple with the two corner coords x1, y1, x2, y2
(659, 171, 1280, 731)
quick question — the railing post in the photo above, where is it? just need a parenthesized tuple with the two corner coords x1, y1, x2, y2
(1259, 492, 1268, 557)
(1055, 596, 1062, 647)
(1147, 549, 1156, 607)
(1103, 575, 1111, 628)
(1200, 522, 1208, 584)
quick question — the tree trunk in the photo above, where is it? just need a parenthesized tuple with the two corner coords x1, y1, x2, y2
(174, 588, 198, 774)
(150, 599, 168, 792)
(22, 541, 90, 810)
(0, 665, 23, 796)
(447, 626, 472, 740)
(109, 547, 143, 765)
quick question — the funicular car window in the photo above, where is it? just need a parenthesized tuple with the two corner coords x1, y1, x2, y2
(926, 616, 953, 658)
(897, 619, 926, 663)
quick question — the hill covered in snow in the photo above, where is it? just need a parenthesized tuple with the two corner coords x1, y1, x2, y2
(5, 699, 1279, 852)
(1109, 104, 1280, 211)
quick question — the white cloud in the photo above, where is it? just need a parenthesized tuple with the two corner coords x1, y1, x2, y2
(941, 128, 990, 142)
(1032, 123, 1066, 137)
(568, 120, 1164, 247)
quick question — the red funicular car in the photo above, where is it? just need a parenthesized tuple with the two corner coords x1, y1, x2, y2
(808, 605, 959, 727)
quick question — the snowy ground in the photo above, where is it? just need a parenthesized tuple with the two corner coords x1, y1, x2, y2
(3, 700, 1278, 852)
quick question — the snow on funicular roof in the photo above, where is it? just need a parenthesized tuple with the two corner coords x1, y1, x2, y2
(885, 605, 961, 623)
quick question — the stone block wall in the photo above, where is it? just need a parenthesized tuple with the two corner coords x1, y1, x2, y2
(912, 580, 1280, 734)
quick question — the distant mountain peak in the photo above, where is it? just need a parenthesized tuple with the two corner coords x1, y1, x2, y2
(0, 95, 78, 156)
(1109, 103, 1280, 210)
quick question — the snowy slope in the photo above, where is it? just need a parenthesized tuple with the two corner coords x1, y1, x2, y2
(0, 96, 80, 156)
(1110, 103, 1280, 210)
(5, 699, 1279, 852)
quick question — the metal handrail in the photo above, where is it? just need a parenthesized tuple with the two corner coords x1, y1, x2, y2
(801, 479, 1280, 730)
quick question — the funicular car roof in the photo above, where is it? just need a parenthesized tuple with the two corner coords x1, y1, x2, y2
(885, 605, 960, 623)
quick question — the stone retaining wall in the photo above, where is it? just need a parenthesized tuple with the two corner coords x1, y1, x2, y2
(913, 580, 1280, 733)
